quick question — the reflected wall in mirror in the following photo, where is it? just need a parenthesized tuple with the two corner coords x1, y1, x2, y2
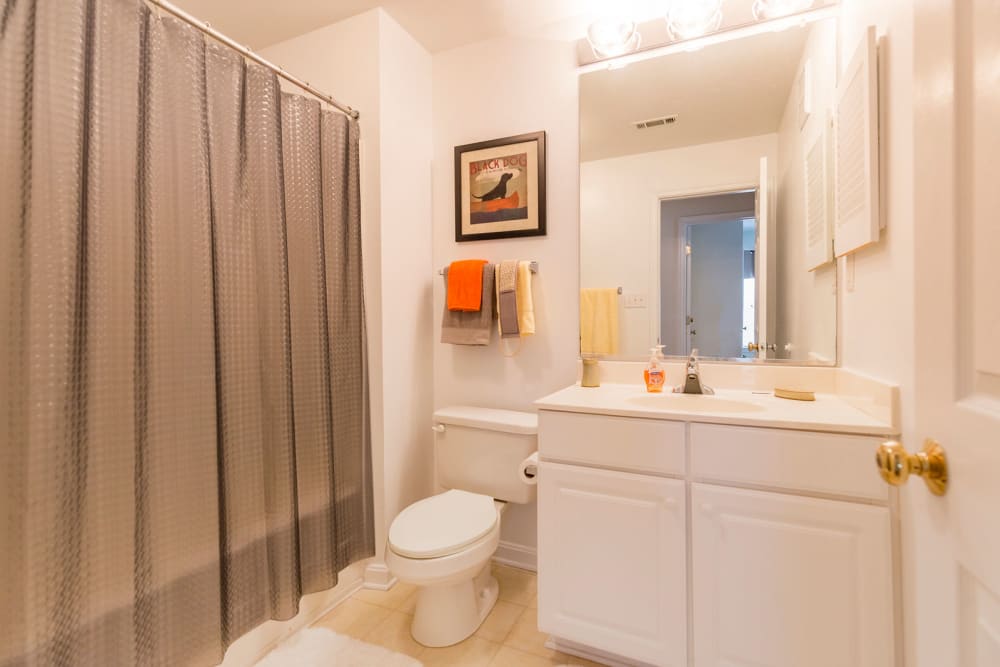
(579, 17, 838, 364)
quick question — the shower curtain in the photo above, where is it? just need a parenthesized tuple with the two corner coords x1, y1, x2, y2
(0, 0, 374, 664)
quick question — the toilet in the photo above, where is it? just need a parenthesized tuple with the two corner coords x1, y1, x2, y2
(386, 406, 538, 648)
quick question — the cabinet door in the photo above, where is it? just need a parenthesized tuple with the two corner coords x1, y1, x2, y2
(691, 484, 893, 667)
(538, 462, 686, 667)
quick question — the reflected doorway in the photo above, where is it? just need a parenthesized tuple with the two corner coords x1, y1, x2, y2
(659, 190, 757, 358)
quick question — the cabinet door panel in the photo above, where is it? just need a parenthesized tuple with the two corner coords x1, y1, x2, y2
(691, 484, 893, 667)
(538, 462, 686, 667)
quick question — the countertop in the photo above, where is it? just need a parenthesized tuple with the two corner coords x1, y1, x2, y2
(534, 383, 896, 436)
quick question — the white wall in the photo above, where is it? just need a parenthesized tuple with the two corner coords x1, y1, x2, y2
(580, 134, 778, 357)
(375, 11, 435, 551)
(774, 19, 839, 362)
(835, 0, 914, 394)
(431, 35, 580, 554)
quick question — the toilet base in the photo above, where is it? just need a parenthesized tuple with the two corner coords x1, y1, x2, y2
(411, 564, 498, 647)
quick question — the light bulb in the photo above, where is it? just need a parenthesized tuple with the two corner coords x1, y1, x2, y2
(666, 0, 724, 41)
(751, 0, 815, 20)
(587, 18, 642, 58)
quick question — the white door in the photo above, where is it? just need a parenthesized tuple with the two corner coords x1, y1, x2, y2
(690, 484, 893, 667)
(903, 1, 1000, 665)
(537, 462, 687, 667)
(754, 157, 771, 359)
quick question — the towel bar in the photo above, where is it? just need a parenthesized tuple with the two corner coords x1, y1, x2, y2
(438, 260, 538, 275)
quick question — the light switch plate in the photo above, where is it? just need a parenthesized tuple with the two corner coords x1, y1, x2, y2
(623, 294, 647, 308)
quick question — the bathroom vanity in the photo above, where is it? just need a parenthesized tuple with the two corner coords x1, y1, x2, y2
(534, 383, 899, 667)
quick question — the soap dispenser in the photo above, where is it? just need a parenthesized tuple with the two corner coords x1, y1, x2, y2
(644, 345, 666, 393)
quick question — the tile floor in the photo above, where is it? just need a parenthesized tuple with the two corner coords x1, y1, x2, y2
(310, 563, 604, 667)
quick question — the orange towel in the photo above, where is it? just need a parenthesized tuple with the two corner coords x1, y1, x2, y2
(447, 259, 488, 311)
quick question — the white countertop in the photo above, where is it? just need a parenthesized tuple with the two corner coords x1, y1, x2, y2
(534, 383, 896, 436)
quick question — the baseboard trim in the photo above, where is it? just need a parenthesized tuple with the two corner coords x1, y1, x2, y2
(492, 540, 537, 572)
(545, 636, 655, 667)
(363, 561, 398, 590)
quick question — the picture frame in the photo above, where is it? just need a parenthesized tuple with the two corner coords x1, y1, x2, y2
(454, 131, 547, 242)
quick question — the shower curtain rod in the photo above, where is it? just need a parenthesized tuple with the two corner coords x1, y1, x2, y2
(145, 0, 360, 119)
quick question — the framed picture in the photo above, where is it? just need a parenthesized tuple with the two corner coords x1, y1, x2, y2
(454, 131, 546, 242)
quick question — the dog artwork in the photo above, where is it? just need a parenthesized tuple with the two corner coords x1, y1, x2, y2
(471, 172, 514, 201)
(454, 132, 546, 241)
(467, 154, 528, 225)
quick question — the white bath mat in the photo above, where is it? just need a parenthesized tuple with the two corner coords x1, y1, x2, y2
(255, 627, 423, 667)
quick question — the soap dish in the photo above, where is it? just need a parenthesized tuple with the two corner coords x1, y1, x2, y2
(774, 388, 815, 401)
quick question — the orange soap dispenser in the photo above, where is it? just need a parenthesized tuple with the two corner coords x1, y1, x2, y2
(644, 345, 666, 393)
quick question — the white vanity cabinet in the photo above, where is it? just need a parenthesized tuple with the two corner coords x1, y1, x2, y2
(691, 484, 892, 667)
(537, 409, 897, 667)
(538, 462, 688, 667)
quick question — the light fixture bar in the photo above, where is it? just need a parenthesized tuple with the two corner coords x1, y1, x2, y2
(577, 4, 838, 73)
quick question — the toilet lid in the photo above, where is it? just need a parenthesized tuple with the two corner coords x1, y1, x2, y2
(389, 490, 498, 559)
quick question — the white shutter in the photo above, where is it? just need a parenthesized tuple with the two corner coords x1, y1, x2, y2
(834, 25, 880, 257)
(804, 120, 833, 270)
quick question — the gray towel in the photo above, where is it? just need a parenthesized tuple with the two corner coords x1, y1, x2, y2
(441, 264, 495, 345)
(497, 260, 519, 338)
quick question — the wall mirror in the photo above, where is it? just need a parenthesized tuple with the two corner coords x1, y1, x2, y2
(579, 17, 839, 364)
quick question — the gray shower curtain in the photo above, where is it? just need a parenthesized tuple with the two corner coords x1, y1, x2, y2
(0, 0, 374, 664)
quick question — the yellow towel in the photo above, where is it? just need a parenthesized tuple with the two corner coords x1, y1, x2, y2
(580, 288, 619, 356)
(516, 261, 535, 336)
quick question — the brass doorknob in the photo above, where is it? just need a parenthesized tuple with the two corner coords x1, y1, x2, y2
(875, 439, 948, 496)
(748, 342, 760, 352)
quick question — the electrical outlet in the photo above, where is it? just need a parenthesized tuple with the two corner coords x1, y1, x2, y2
(623, 294, 647, 308)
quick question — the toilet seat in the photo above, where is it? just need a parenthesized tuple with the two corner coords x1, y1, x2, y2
(389, 489, 498, 559)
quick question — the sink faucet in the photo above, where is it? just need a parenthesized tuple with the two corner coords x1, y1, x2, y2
(675, 348, 714, 395)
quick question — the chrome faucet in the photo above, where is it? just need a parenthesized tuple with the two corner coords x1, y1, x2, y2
(675, 348, 714, 395)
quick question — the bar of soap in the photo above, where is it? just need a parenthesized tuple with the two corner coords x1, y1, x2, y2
(774, 388, 815, 401)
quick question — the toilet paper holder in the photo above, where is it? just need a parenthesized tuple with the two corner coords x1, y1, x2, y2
(519, 452, 539, 484)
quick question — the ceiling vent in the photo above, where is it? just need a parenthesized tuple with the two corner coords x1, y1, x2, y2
(634, 114, 678, 130)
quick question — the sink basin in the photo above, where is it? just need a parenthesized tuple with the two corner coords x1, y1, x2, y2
(625, 393, 767, 413)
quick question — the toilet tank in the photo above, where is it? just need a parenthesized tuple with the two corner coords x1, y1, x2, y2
(433, 406, 537, 504)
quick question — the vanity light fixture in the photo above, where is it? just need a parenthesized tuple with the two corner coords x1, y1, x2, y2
(752, 0, 815, 20)
(578, 4, 837, 73)
(665, 0, 724, 40)
(587, 18, 642, 58)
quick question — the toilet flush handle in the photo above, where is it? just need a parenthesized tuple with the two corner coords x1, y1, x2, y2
(431, 424, 446, 433)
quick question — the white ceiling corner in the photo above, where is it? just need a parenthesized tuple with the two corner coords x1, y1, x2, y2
(169, 0, 593, 53)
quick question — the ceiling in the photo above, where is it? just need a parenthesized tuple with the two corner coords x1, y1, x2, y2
(580, 23, 813, 162)
(169, 0, 600, 52)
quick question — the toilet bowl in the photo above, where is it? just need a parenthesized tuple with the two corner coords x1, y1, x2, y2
(385, 406, 538, 648)
(386, 490, 505, 647)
